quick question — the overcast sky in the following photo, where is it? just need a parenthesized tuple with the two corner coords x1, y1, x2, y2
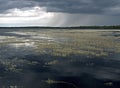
(0, 0, 120, 27)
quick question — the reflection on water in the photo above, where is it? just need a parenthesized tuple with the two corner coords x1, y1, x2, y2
(8, 42, 35, 48)
(0, 28, 120, 88)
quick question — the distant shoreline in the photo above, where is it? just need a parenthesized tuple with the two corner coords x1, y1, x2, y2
(0, 26, 120, 29)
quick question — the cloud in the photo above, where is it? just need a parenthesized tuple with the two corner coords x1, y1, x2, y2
(39, 0, 120, 15)
(49, 13, 120, 27)
(0, 0, 120, 15)
(0, 0, 37, 13)
(0, 6, 54, 27)
(0, 0, 120, 27)
(0, 6, 53, 17)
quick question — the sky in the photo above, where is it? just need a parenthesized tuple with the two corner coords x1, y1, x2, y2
(0, 0, 120, 27)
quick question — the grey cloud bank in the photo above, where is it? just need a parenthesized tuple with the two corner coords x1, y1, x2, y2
(0, 0, 120, 14)
(0, 0, 120, 27)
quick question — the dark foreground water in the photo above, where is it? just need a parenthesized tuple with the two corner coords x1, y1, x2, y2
(0, 28, 120, 88)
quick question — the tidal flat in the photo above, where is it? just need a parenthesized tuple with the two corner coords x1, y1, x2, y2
(0, 28, 120, 88)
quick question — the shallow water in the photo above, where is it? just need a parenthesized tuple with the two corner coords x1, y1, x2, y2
(0, 28, 120, 88)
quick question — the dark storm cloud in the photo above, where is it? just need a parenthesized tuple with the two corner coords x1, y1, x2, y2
(37, 0, 119, 14)
(0, 0, 37, 13)
(0, 0, 120, 15)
